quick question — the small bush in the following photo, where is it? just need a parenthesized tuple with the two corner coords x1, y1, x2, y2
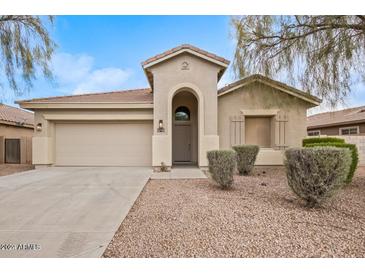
(305, 142, 358, 184)
(302, 137, 345, 146)
(285, 147, 351, 207)
(207, 150, 236, 189)
(232, 145, 259, 175)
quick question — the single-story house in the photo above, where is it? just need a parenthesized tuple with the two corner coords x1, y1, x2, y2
(307, 105, 365, 166)
(17, 44, 321, 168)
(0, 103, 33, 164)
(307, 105, 365, 136)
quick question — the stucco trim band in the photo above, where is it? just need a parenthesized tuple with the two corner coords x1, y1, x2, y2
(42, 114, 153, 121)
(240, 109, 280, 116)
(18, 102, 153, 110)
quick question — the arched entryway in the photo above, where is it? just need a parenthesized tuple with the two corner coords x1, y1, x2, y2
(172, 90, 198, 166)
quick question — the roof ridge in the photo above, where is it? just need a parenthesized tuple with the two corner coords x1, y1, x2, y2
(218, 74, 263, 93)
(18, 88, 151, 103)
(142, 43, 230, 66)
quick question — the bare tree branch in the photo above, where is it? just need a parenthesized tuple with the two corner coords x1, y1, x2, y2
(0, 15, 56, 98)
(231, 15, 365, 107)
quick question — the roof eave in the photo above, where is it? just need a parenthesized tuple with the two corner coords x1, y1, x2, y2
(218, 76, 322, 106)
(0, 120, 34, 129)
(308, 119, 365, 129)
(18, 101, 154, 110)
(142, 48, 230, 70)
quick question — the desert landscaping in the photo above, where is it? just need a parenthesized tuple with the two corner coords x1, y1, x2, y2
(104, 166, 365, 258)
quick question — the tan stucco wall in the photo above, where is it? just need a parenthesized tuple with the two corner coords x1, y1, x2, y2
(0, 124, 33, 164)
(218, 82, 312, 165)
(149, 53, 222, 167)
(32, 108, 153, 166)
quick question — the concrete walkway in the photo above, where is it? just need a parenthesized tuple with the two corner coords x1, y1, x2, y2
(151, 166, 207, 179)
(0, 167, 151, 258)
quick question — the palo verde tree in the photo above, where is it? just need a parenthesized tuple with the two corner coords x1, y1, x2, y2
(231, 16, 365, 106)
(0, 16, 56, 97)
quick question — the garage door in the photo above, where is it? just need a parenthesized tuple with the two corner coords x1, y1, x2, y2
(55, 122, 152, 166)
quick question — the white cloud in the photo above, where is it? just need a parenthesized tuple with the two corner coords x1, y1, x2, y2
(52, 53, 93, 84)
(51, 52, 133, 95)
(73, 67, 132, 94)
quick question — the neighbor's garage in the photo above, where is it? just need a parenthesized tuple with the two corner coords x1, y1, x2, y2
(55, 121, 152, 166)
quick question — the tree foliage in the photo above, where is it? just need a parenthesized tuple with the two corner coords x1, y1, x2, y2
(0, 15, 56, 96)
(231, 16, 365, 106)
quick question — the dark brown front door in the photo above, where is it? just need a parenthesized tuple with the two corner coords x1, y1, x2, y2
(5, 139, 20, 164)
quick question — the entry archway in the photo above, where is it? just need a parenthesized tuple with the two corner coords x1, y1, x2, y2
(171, 90, 198, 165)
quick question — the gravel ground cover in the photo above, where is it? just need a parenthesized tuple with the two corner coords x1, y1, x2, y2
(0, 164, 34, 176)
(103, 167, 365, 258)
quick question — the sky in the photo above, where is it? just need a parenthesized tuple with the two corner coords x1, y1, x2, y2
(3, 15, 235, 104)
(1, 15, 364, 113)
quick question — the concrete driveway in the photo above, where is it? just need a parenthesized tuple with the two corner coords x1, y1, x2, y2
(0, 167, 151, 258)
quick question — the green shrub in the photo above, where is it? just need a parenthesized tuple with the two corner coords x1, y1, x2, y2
(305, 142, 358, 184)
(232, 145, 259, 175)
(207, 150, 236, 189)
(284, 147, 351, 207)
(302, 137, 345, 146)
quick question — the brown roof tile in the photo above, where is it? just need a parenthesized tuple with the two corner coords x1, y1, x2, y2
(0, 103, 34, 127)
(142, 44, 230, 67)
(307, 105, 365, 128)
(17, 88, 153, 104)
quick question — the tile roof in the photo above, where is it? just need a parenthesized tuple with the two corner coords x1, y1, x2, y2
(218, 74, 321, 104)
(142, 44, 230, 67)
(307, 105, 365, 128)
(0, 103, 34, 128)
(17, 88, 153, 104)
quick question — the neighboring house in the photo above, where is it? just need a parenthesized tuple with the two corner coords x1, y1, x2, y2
(307, 106, 365, 166)
(307, 105, 365, 136)
(17, 44, 321, 168)
(0, 103, 34, 164)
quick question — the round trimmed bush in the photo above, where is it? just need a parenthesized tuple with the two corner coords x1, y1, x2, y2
(232, 145, 259, 175)
(305, 142, 358, 184)
(285, 147, 351, 207)
(207, 150, 236, 189)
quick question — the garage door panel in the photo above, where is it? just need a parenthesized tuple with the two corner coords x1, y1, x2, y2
(55, 122, 152, 166)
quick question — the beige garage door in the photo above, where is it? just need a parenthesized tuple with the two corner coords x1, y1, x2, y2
(55, 122, 152, 166)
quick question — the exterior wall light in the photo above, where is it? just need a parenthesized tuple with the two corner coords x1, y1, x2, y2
(157, 120, 165, 132)
(36, 123, 42, 132)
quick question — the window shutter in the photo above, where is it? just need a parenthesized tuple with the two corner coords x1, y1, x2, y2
(230, 115, 245, 146)
(274, 113, 288, 149)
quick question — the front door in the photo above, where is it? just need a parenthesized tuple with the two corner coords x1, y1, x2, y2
(173, 124, 191, 163)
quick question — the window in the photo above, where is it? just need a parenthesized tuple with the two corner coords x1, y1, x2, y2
(175, 106, 190, 121)
(340, 126, 359, 135)
(308, 130, 320, 136)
